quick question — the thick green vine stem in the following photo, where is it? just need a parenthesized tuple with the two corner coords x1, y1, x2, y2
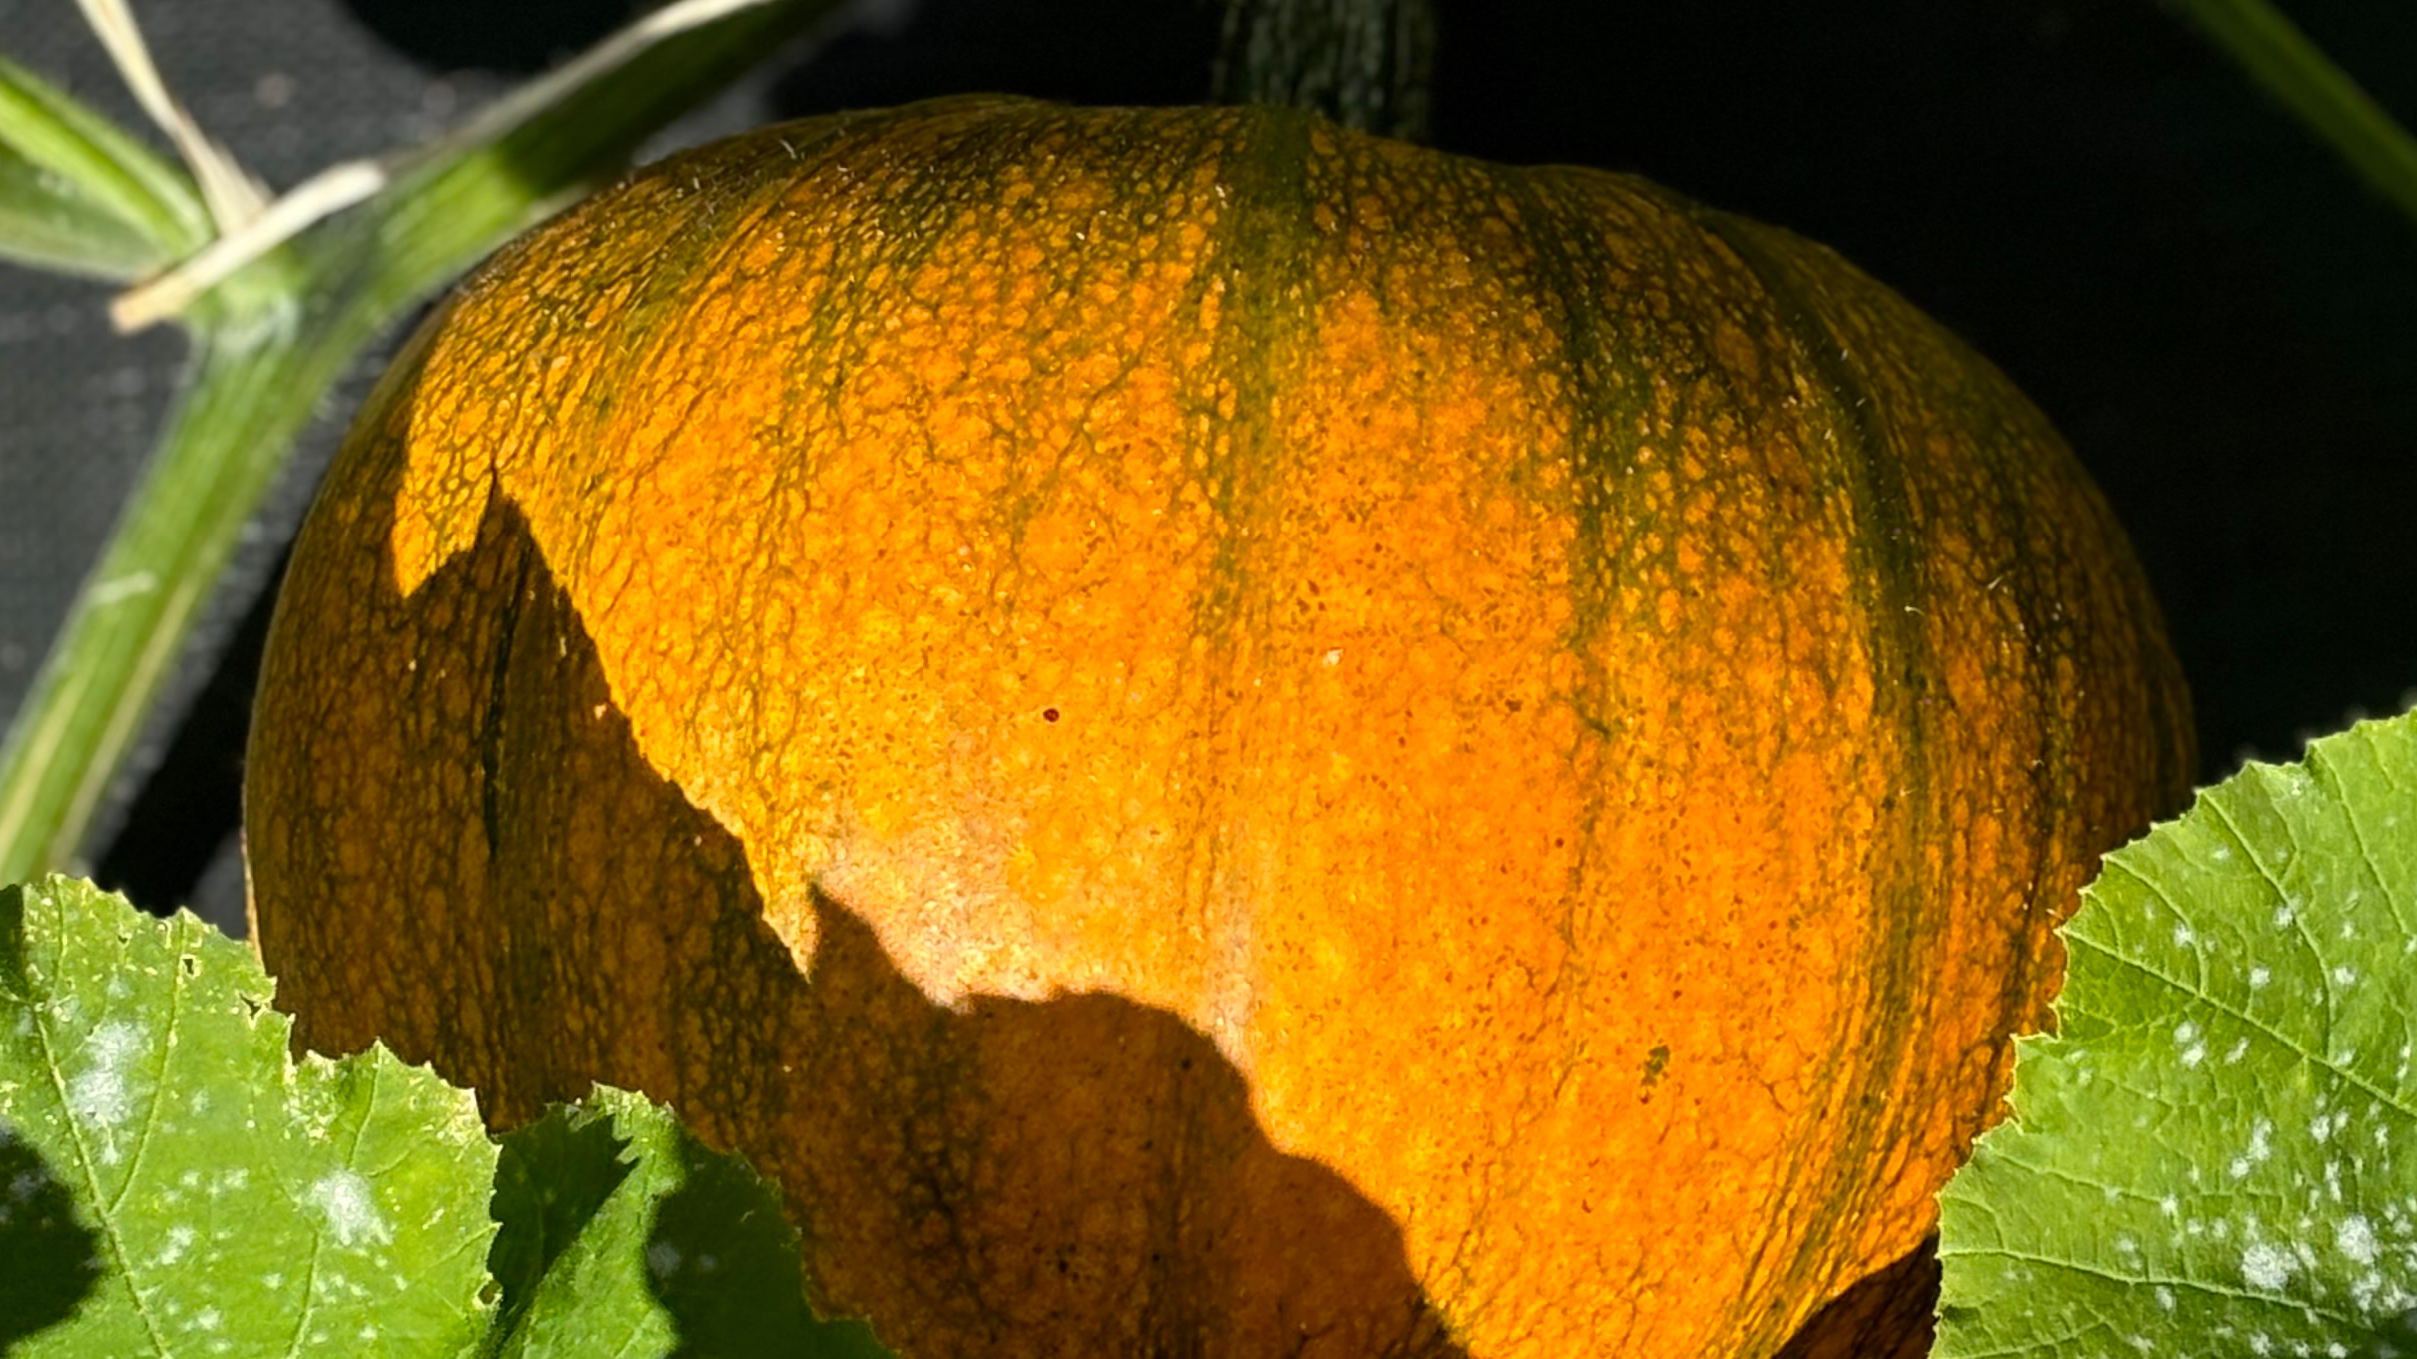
(1213, 0, 1437, 142)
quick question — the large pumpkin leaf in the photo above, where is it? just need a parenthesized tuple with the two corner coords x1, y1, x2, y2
(1937, 712, 2417, 1356)
(489, 1087, 892, 1359)
(0, 875, 497, 1357)
(0, 877, 895, 1358)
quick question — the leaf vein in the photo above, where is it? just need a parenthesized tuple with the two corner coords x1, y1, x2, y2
(2064, 932, 2417, 1125)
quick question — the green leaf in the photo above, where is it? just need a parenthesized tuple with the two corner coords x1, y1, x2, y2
(1937, 712, 2417, 1357)
(486, 1095, 643, 1350)
(0, 877, 893, 1357)
(486, 1088, 895, 1359)
(0, 51, 209, 280)
(0, 875, 498, 1357)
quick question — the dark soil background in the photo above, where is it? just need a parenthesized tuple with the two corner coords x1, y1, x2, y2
(2, 0, 2411, 935)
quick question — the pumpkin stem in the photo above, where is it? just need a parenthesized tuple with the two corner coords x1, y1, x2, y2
(1211, 0, 1436, 141)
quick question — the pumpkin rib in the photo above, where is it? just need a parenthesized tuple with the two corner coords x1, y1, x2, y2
(1484, 164, 1821, 1335)
(1292, 127, 1562, 1331)
(1176, 104, 1316, 1075)
(1673, 202, 1955, 1321)
(1508, 164, 1946, 1332)
(1811, 260, 2098, 1087)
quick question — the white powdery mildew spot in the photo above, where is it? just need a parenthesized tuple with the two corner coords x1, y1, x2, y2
(67, 1021, 145, 1130)
(2230, 1118, 2276, 1180)
(2175, 1020, 2207, 1069)
(2249, 965, 2272, 989)
(2338, 1214, 2378, 1265)
(2241, 1240, 2294, 1291)
(646, 1241, 683, 1278)
(155, 1223, 196, 1267)
(308, 1171, 392, 1249)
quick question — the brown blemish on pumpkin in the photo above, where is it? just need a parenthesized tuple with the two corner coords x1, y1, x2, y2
(1638, 1043, 1671, 1100)
(252, 98, 2193, 1359)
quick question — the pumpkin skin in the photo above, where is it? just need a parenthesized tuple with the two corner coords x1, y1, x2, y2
(245, 96, 2192, 1358)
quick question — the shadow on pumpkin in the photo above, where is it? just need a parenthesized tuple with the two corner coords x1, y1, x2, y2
(259, 478, 1469, 1358)
(259, 434, 1937, 1359)
(1774, 1234, 1936, 1359)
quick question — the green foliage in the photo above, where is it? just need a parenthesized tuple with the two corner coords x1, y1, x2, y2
(0, 876, 892, 1359)
(0, 0, 850, 885)
(0, 51, 208, 280)
(1938, 712, 2417, 1357)
(488, 1090, 892, 1359)
(2170, 0, 2417, 234)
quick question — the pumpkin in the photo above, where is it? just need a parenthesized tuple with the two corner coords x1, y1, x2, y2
(244, 96, 2193, 1358)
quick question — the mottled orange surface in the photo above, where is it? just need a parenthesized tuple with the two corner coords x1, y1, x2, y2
(247, 99, 2192, 1358)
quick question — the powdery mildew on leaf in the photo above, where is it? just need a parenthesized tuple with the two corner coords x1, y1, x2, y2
(0, 876, 498, 1357)
(1937, 712, 2417, 1358)
(0, 876, 892, 1359)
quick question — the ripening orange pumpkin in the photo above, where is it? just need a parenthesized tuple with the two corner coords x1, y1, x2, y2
(245, 96, 2192, 1358)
